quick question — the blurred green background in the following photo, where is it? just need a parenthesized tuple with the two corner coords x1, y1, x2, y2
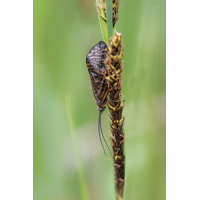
(33, 0, 166, 199)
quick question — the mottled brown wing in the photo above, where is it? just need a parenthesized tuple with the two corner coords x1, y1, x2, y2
(86, 41, 109, 106)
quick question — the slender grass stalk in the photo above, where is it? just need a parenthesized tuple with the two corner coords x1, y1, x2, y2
(105, 0, 113, 40)
(65, 95, 90, 200)
(107, 33, 125, 200)
(96, 0, 108, 43)
(95, 1, 125, 199)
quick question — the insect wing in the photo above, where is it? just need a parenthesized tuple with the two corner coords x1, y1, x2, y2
(86, 41, 108, 105)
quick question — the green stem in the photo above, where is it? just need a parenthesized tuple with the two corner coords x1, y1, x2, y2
(105, 0, 113, 41)
(65, 95, 90, 200)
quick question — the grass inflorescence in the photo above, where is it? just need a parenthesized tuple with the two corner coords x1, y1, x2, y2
(106, 33, 125, 200)
(96, 1, 125, 199)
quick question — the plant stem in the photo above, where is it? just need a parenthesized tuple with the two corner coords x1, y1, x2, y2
(65, 95, 90, 200)
(105, 0, 113, 40)
(106, 33, 125, 200)
(96, 1, 125, 199)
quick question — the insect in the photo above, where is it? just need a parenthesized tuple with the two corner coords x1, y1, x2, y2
(86, 41, 112, 157)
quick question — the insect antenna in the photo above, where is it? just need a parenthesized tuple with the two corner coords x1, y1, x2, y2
(98, 112, 106, 156)
(99, 111, 113, 157)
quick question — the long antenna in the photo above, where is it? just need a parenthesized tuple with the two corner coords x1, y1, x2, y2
(98, 112, 106, 156)
(99, 111, 113, 157)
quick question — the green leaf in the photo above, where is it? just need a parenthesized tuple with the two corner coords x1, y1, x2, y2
(98, 15, 108, 43)
(96, 0, 114, 43)
(65, 95, 90, 200)
(105, 0, 113, 41)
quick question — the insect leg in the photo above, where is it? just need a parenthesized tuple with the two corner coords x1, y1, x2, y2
(101, 87, 112, 105)
(98, 112, 106, 156)
(99, 111, 113, 157)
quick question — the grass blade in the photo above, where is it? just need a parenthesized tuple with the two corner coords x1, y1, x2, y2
(65, 95, 90, 200)
(105, 0, 113, 41)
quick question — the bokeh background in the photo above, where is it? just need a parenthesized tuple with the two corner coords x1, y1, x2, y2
(33, 0, 166, 199)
